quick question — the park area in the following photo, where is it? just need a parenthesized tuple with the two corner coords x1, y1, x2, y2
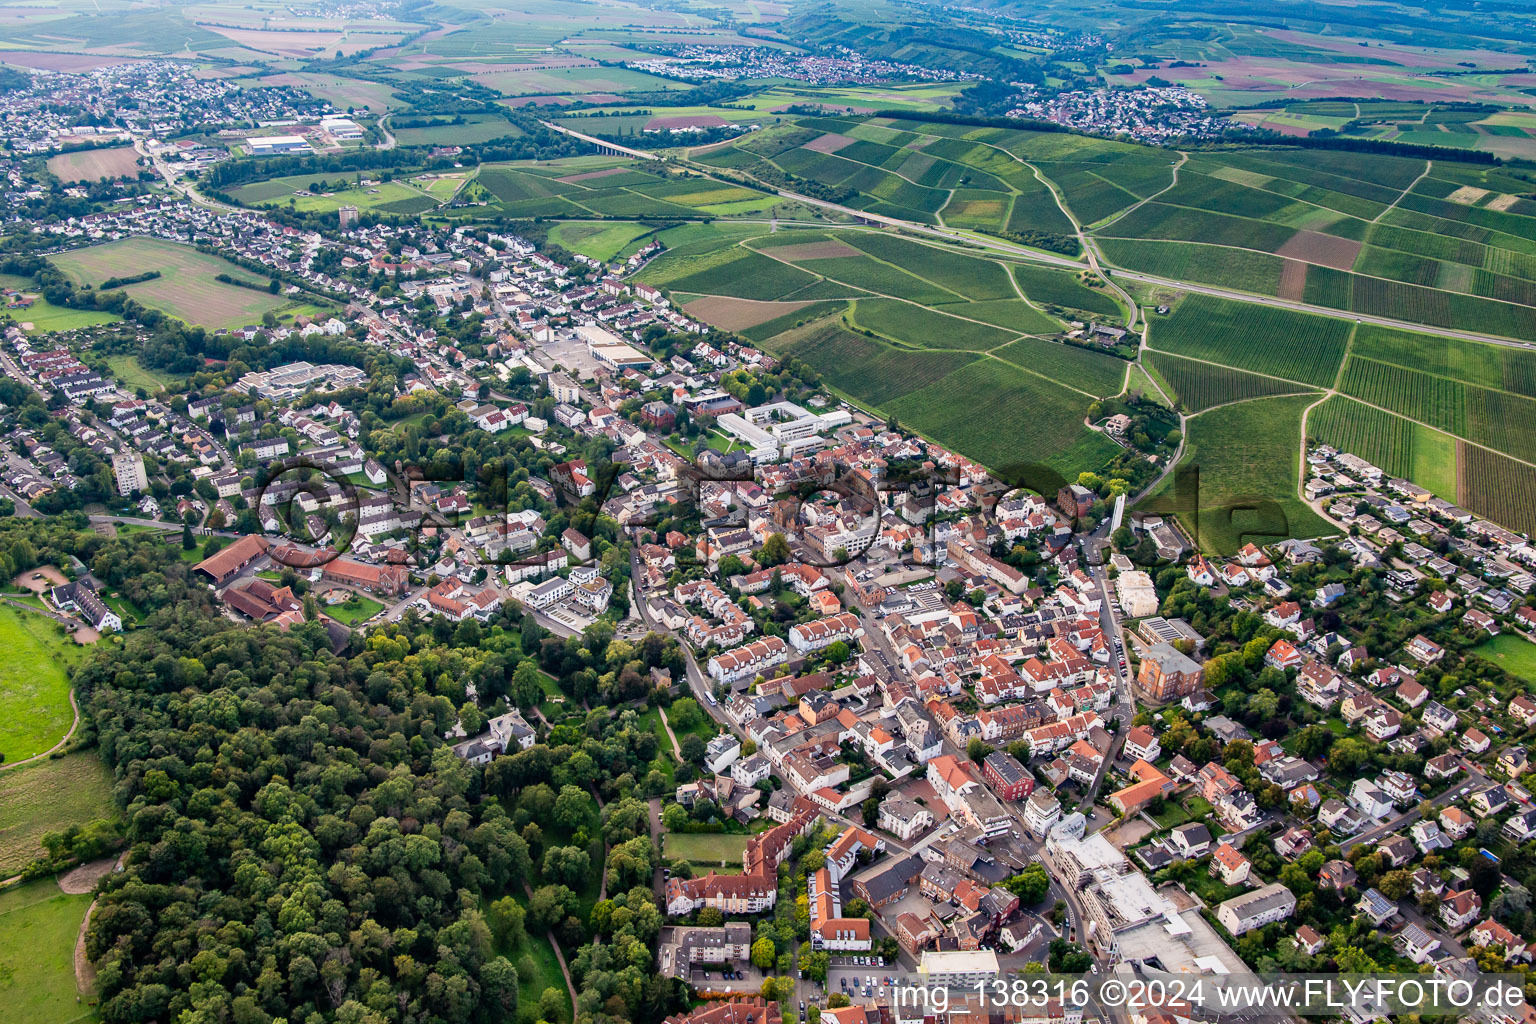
(0, 273, 120, 333)
(227, 173, 439, 216)
(48, 238, 305, 331)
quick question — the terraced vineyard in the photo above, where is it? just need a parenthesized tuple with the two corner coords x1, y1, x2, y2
(1460, 443, 1536, 537)
(1146, 296, 1350, 388)
(1339, 357, 1536, 465)
(1307, 395, 1459, 500)
(1147, 352, 1317, 412)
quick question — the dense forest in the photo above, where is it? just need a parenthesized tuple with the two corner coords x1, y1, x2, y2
(76, 597, 694, 1024)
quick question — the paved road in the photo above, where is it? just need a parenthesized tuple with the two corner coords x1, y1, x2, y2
(1342, 769, 1487, 852)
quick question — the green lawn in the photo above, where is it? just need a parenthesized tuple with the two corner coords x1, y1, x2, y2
(1474, 634, 1536, 682)
(0, 752, 116, 876)
(323, 594, 383, 626)
(547, 221, 658, 263)
(0, 604, 85, 763)
(0, 878, 95, 1024)
(662, 831, 749, 869)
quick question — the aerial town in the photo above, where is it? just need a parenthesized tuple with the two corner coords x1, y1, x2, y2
(4, 2, 1536, 1023)
(8, 178, 1536, 1024)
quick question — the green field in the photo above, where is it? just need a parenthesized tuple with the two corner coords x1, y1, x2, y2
(0, 879, 95, 1024)
(1011, 264, 1123, 317)
(1351, 324, 1536, 398)
(664, 248, 819, 300)
(845, 298, 1019, 351)
(1148, 295, 1350, 388)
(547, 221, 658, 263)
(49, 239, 302, 332)
(762, 318, 979, 407)
(1148, 352, 1317, 412)
(884, 358, 1122, 475)
(0, 752, 116, 876)
(0, 604, 84, 764)
(228, 173, 438, 215)
(1306, 395, 1458, 500)
(105, 355, 179, 394)
(1097, 239, 1285, 295)
(471, 158, 767, 220)
(1458, 442, 1536, 539)
(1339, 357, 1536, 465)
(994, 337, 1127, 396)
(1473, 634, 1536, 682)
(391, 112, 522, 147)
(0, 275, 120, 333)
(1143, 394, 1333, 554)
(662, 831, 749, 868)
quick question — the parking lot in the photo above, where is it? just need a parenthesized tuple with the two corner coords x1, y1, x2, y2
(829, 959, 898, 1002)
(689, 962, 764, 993)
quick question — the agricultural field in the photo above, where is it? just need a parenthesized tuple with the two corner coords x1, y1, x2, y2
(48, 239, 305, 331)
(1339, 357, 1536, 465)
(227, 173, 438, 215)
(252, 72, 400, 113)
(1084, 146, 1536, 339)
(993, 337, 1127, 397)
(1351, 324, 1536, 398)
(1146, 295, 1350, 388)
(699, 114, 1083, 235)
(470, 64, 688, 98)
(1459, 442, 1536, 539)
(1305, 395, 1459, 500)
(0, 603, 85, 764)
(1142, 394, 1333, 555)
(46, 145, 141, 182)
(1096, 239, 1286, 297)
(845, 298, 1019, 352)
(390, 112, 521, 147)
(547, 221, 659, 263)
(0, 752, 116, 876)
(882, 359, 1122, 476)
(760, 317, 979, 408)
(1010, 264, 1122, 317)
(0, 879, 95, 1024)
(1147, 352, 1318, 413)
(472, 158, 773, 219)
